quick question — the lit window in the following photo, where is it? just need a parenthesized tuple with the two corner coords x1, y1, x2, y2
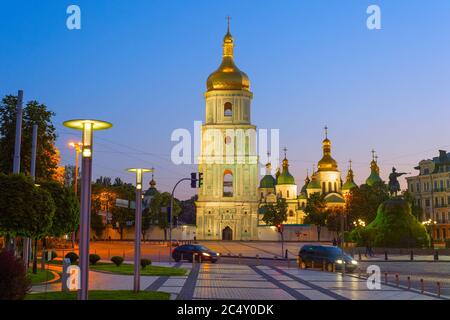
(223, 170, 233, 197)
(224, 102, 232, 117)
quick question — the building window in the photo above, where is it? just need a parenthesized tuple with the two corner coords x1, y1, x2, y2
(416, 183, 420, 192)
(424, 168, 430, 175)
(287, 190, 290, 198)
(322, 182, 326, 193)
(425, 199, 430, 207)
(334, 182, 337, 192)
(223, 170, 233, 197)
(289, 210, 294, 217)
(224, 102, 232, 117)
(410, 184, 414, 192)
(328, 182, 332, 193)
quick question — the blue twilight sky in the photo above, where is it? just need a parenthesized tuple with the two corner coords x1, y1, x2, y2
(1, 0, 450, 199)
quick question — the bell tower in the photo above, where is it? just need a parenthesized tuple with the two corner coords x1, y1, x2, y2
(195, 22, 259, 240)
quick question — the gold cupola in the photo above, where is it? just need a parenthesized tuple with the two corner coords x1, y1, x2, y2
(317, 126, 338, 172)
(206, 20, 250, 92)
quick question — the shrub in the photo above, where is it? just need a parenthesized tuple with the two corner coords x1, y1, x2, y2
(111, 256, 124, 267)
(140, 258, 152, 269)
(44, 250, 57, 261)
(65, 252, 79, 264)
(0, 250, 31, 300)
(89, 254, 101, 265)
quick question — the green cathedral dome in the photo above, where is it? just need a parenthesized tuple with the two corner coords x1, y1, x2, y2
(260, 174, 276, 188)
(277, 158, 296, 185)
(366, 160, 382, 186)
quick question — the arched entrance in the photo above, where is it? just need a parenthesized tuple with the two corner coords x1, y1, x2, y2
(222, 226, 233, 240)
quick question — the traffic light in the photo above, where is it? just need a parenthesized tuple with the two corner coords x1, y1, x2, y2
(198, 172, 203, 188)
(190, 172, 197, 188)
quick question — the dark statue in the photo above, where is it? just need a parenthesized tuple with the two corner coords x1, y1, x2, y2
(388, 167, 407, 196)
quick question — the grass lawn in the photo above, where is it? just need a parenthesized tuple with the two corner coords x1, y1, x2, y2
(28, 269, 56, 285)
(90, 263, 187, 276)
(26, 290, 170, 300)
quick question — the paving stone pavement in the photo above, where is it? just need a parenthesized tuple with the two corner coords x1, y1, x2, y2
(32, 262, 447, 300)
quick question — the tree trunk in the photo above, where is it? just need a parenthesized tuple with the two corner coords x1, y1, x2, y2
(32, 238, 38, 274)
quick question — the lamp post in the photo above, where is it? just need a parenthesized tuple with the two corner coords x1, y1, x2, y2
(63, 119, 112, 300)
(127, 168, 153, 293)
(68, 141, 82, 247)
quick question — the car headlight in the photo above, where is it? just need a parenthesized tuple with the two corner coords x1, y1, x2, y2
(335, 259, 344, 264)
(351, 260, 358, 265)
(202, 252, 211, 256)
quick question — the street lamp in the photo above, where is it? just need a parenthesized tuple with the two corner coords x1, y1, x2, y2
(63, 119, 112, 300)
(127, 168, 153, 293)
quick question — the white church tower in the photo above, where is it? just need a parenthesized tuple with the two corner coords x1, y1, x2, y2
(195, 22, 259, 240)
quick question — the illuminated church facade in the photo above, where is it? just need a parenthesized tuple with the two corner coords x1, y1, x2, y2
(195, 25, 382, 241)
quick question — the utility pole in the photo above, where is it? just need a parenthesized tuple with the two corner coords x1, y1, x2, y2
(23, 124, 38, 271)
(11, 90, 23, 253)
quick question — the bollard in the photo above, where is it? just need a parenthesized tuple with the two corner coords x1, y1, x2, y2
(407, 276, 411, 290)
(437, 282, 441, 298)
(384, 272, 388, 284)
(384, 251, 388, 261)
(420, 279, 424, 293)
(358, 251, 362, 261)
(410, 250, 414, 261)
(434, 251, 439, 261)
(395, 274, 399, 287)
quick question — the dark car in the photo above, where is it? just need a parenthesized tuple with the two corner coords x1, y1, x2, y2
(172, 244, 219, 263)
(298, 245, 358, 272)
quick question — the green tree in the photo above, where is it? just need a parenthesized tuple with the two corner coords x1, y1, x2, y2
(303, 193, 328, 241)
(260, 198, 288, 256)
(402, 190, 423, 221)
(28, 186, 55, 273)
(111, 206, 134, 240)
(39, 180, 79, 237)
(150, 192, 181, 240)
(0, 95, 58, 180)
(347, 182, 389, 227)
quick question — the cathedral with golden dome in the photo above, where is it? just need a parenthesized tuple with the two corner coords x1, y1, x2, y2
(195, 23, 383, 241)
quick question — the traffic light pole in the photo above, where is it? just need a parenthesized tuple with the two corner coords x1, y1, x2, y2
(169, 178, 192, 262)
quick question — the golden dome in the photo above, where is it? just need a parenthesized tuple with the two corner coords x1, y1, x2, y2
(318, 132, 338, 172)
(206, 26, 250, 92)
